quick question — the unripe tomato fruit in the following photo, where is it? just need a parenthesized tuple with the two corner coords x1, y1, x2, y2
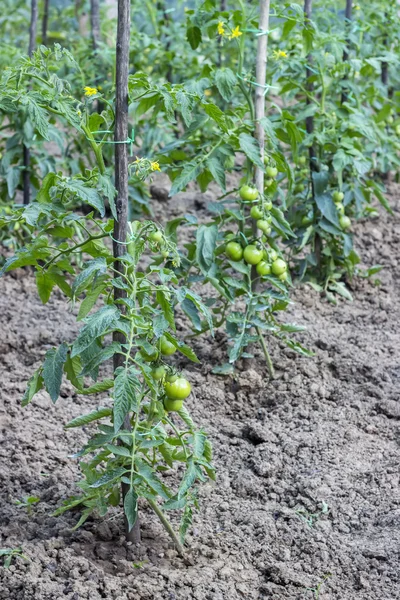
(160, 335, 176, 356)
(271, 258, 287, 276)
(164, 377, 191, 400)
(332, 191, 344, 203)
(164, 398, 184, 412)
(257, 220, 272, 235)
(269, 249, 278, 262)
(243, 245, 264, 265)
(395, 125, 400, 136)
(263, 155, 270, 165)
(239, 185, 259, 201)
(264, 178, 274, 188)
(302, 215, 313, 226)
(226, 241, 243, 261)
(166, 373, 178, 383)
(295, 183, 305, 193)
(298, 156, 307, 165)
(250, 206, 263, 220)
(264, 199, 273, 210)
(279, 271, 288, 282)
(340, 215, 351, 230)
(386, 115, 394, 125)
(266, 166, 278, 178)
(152, 366, 166, 381)
(256, 261, 271, 276)
(149, 230, 163, 243)
(336, 203, 345, 215)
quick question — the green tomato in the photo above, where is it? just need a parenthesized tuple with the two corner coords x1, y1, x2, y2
(152, 366, 166, 381)
(149, 230, 163, 243)
(257, 220, 272, 235)
(264, 178, 274, 189)
(336, 203, 345, 215)
(266, 166, 278, 179)
(279, 271, 288, 282)
(294, 183, 305, 193)
(164, 398, 184, 412)
(161, 250, 169, 258)
(250, 206, 263, 220)
(166, 373, 178, 383)
(340, 215, 351, 230)
(164, 377, 192, 400)
(298, 156, 307, 166)
(332, 191, 344, 203)
(226, 241, 243, 261)
(301, 214, 313, 226)
(239, 185, 259, 202)
(256, 261, 271, 276)
(160, 335, 176, 356)
(271, 258, 287, 276)
(264, 199, 273, 210)
(263, 154, 270, 165)
(243, 245, 264, 265)
(395, 125, 400, 136)
(386, 115, 394, 125)
(269, 249, 278, 262)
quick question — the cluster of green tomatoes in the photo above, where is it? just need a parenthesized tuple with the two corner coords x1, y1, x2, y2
(224, 163, 288, 283)
(332, 190, 351, 231)
(140, 335, 191, 412)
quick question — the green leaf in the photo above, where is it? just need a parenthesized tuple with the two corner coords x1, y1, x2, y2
(65, 407, 112, 428)
(239, 133, 263, 168)
(80, 378, 114, 395)
(181, 298, 201, 331)
(64, 353, 83, 390)
(25, 96, 49, 139)
(98, 174, 118, 221)
(90, 467, 128, 488)
(135, 458, 170, 499)
(124, 486, 138, 532)
(35, 271, 55, 304)
(187, 26, 202, 50)
(328, 281, 353, 301)
(63, 179, 105, 216)
(315, 193, 340, 227)
(77, 283, 106, 320)
(169, 163, 202, 196)
(43, 343, 68, 403)
(214, 68, 237, 101)
(6, 167, 20, 198)
(37, 172, 57, 203)
(202, 102, 228, 133)
(22, 369, 44, 407)
(178, 459, 198, 498)
(179, 504, 193, 543)
(196, 224, 218, 275)
(80, 342, 121, 376)
(156, 290, 175, 329)
(206, 156, 226, 192)
(113, 369, 139, 432)
(72, 258, 107, 298)
(71, 306, 120, 357)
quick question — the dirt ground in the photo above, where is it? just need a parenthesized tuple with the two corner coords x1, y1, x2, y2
(0, 181, 399, 600)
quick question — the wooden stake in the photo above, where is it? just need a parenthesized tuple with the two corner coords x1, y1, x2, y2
(341, 0, 352, 105)
(90, 0, 101, 51)
(113, 0, 140, 545)
(23, 0, 38, 205)
(42, 0, 49, 46)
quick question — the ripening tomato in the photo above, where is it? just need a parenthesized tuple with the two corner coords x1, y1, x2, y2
(271, 258, 287, 276)
(226, 241, 243, 261)
(243, 245, 264, 265)
(160, 335, 176, 356)
(164, 377, 191, 400)
(239, 185, 259, 201)
(256, 261, 271, 276)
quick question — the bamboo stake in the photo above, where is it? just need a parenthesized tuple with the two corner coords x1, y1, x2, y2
(113, 0, 140, 544)
(23, 0, 38, 205)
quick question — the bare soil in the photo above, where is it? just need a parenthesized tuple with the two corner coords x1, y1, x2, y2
(0, 181, 399, 600)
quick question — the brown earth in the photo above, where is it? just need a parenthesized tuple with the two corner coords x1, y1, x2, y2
(0, 181, 399, 600)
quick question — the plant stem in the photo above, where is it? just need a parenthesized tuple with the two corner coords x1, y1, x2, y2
(256, 326, 275, 379)
(147, 498, 185, 557)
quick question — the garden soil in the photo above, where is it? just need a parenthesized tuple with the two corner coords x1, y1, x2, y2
(0, 180, 399, 600)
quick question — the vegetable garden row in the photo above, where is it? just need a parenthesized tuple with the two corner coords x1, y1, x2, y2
(0, 0, 399, 558)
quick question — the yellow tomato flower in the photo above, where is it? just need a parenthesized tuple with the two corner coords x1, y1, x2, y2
(204, 89, 212, 97)
(84, 86, 98, 97)
(217, 22, 225, 36)
(229, 26, 242, 40)
(272, 50, 288, 59)
(151, 161, 161, 172)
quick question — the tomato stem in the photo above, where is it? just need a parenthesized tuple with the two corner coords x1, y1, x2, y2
(256, 326, 275, 379)
(147, 498, 185, 557)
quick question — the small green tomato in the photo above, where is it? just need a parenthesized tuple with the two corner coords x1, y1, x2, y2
(271, 258, 287, 276)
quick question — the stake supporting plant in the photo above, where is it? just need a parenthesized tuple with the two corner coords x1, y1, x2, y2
(341, 0, 352, 105)
(23, 0, 38, 205)
(42, 0, 49, 46)
(113, 0, 140, 545)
